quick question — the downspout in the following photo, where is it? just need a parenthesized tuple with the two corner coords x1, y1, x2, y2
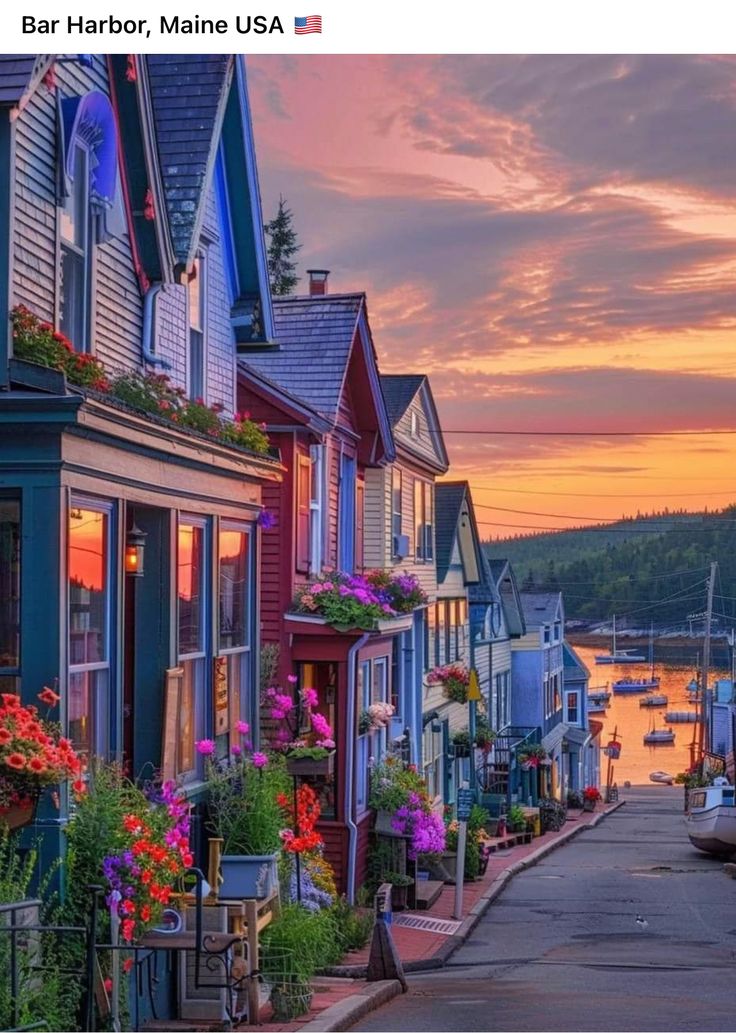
(345, 632, 370, 904)
(142, 283, 171, 368)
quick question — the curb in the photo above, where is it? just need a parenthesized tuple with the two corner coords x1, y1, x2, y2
(321, 800, 626, 981)
(297, 979, 403, 1033)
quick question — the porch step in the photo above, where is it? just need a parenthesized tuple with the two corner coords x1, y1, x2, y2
(414, 879, 445, 910)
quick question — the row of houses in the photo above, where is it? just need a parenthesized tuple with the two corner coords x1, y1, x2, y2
(0, 53, 600, 899)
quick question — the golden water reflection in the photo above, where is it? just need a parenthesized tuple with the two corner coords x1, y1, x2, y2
(572, 643, 728, 786)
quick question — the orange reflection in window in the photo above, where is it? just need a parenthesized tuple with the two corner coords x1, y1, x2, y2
(178, 524, 196, 601)
(69, 509, 106, 591)
(219, 530, 243, 563)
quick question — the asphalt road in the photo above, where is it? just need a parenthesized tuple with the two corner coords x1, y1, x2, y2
(351, 787, 736, 1031)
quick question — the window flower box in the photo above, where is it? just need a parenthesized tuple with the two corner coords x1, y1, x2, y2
(285, 750, 335, 778)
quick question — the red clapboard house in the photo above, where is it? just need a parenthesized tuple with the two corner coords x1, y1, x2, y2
(237, 273, 414, 898)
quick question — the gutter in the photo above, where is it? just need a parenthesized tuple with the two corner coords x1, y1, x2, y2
(345, 632, 370, 904)
(142, 283, 171, 369)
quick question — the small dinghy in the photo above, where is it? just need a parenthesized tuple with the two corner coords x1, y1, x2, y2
(640, 694, 668, 707)
(613, 676, 660, 693)
(649, 771, 674, 785)
(644, 727, 675, 745)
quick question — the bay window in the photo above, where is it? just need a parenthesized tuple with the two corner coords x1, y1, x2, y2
(68, 501, 113, 756)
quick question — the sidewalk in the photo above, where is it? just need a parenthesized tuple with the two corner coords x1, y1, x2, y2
(237, 801, 623, 1032)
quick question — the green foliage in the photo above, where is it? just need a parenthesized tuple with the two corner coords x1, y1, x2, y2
(264, 196, 301, 296)
(567, 789, 584, 808)
(507, 804, 526, 828)
(486, 507, 736, 622)
(206, 753, 290, 855)
(468, 804, 490, 833)
(260, 643, 281, 693)
(12, 305, 109, 390)
(539, 797, 567, 832)
(330, 896, 374, 952)
(368, 756, 426, 813)
(0, 831, 79, 1031)
(260, 903, 343, 979)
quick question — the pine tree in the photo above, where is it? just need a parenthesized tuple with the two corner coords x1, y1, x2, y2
(264, 195, 301, 296)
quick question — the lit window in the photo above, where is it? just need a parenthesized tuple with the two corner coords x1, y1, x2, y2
(218, 525, 252, 754)
(188, 253, 207, 401)
(60, 143, 92, 350)
(566, 691, 579, 724)
(414, 480, 434, 561)
(392, 468, 402, 544)
(68, 502, 112, 756)
(178, 518, 207, 777)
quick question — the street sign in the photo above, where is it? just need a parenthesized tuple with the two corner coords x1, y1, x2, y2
(457, 788, 475, 821)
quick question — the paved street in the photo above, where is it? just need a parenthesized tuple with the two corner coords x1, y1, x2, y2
(352, 788, 736, 1031)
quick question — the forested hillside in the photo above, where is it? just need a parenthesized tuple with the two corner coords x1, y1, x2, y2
(484, 507, 736, 623)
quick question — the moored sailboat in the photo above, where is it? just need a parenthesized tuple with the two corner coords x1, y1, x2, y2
(594, 615, 646, 664)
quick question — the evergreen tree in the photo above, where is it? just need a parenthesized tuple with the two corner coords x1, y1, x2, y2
(264, 195, 301, 296)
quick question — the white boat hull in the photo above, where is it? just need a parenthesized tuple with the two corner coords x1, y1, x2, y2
(595, 653, 646, 665)
(687, 806, 736, 855)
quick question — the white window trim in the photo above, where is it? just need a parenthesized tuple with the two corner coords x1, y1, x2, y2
(187, 250, 208, 403)
(309, 443, 325, 574)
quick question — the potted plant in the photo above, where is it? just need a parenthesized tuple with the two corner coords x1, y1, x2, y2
(582, 785, 601, 812)
(517, 743, 548, 770)
(566, 789, 584, 810)
(450, 729, 471, 758)
(0, 687, 84, 830)
(384, 871, 414, 911)
(507, 804, 527, 833)
(264, 683, 336, 777)
(202, 738, 290, 899)
(368, 755, 445, 860)
(427, 663, 470, 704)
(474, 715, 496, 754)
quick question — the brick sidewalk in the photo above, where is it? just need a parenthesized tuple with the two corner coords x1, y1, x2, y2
(235, 802, 620, 1030)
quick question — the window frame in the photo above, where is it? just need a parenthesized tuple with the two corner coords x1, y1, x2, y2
(188, 250, 208, 402)
(392, 468, 402, 544)
(177, 514, 210, 781)
(59, 140, 94, 352)
(0, 495, 21, 690)
(67, 495, 115, 759)
(217, 521, 254, 755)
(566, 690, 579, 725)
(338, 453, 357, 574)
(309, 443, 325, 574)
(414, 478, 434, 562)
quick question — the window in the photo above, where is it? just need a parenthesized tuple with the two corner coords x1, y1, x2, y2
(178, 518, 208, 777)
(566, 691, 579, 725)
(543, 625, 551, 645)
(300, 662, 337, 818)
(494, 670, 510, 730)
(410, 410, 420, 439)
(423, 724, 443, 801)
(338, 454, 356, 573)
(414, 479, 434, 561)
(188, 253, 207, 401)
(436, 603, 446, 665)
(309, 444, 325, 573)
(218, 524, 252, 753)
(425, 603, 437, 670)
(392, 469, 402, 543)
(296, 453, 311, 574)
(68, 501, 113, 756)
(60, 142, 92, 350)
(0, 498, 21, 693)
(355, 479, 364, 571)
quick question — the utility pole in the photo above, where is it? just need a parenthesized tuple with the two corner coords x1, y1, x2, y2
(699, 561, 717, 759)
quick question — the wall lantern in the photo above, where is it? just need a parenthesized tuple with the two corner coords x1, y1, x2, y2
(125, 523, 147, 577)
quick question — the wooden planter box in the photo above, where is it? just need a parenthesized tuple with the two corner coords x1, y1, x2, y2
(286, 750, 335, 778)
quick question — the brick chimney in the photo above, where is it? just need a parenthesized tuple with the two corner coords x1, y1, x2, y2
(307, 269, 330, 296)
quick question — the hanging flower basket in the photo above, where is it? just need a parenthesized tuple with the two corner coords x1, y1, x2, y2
(0, 796, 38, 831)
(427, 664, 470, 705)
(286, 750, 335, 778)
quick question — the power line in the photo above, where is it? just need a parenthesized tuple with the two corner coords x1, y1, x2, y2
(473, 501, 736, 523)
(478, 517, 736, 533)
(467, 484, 736, 500)
(441, 427, 736, 437)
(538, 567, 709, 588)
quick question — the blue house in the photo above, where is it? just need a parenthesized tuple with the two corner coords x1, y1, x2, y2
(0, 55, 280, 861)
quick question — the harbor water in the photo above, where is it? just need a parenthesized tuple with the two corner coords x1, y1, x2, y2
(571, 641, 730, 786)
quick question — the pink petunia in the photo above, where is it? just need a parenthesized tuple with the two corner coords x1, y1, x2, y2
(236, 720, 250, 735)
(195, 739, 215, 756)
(231, 744, 242, 756)
(252, 752, 268, 769)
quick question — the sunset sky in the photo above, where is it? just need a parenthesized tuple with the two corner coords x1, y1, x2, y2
(248, 55, 736, 537)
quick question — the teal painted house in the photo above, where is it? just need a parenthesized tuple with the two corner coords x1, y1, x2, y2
(0, 55, 280, 859)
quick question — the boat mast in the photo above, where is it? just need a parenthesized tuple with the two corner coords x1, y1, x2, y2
(698, 561, 717, 759)
(612, 613, 616, 656)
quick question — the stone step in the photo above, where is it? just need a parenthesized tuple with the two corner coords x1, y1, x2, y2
(414, 879, 445, 910)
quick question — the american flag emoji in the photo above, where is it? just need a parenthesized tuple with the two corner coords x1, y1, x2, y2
(295, 15, 322, 33)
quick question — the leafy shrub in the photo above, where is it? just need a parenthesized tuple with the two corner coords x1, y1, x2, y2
(539, 797, 567, 832)
(331, 896, 374, 952)
(12, 305, 109, 390)
(566, 789, 584, 808)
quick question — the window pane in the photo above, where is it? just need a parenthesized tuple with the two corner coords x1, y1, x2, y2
(60, 145, 87, 249)
(60, 246, 87, 348)
(219, 528, 248, 650)
(372, 658, 387, 705)
(0, 500, 20, 670)
(392, 469, 402, 536)
(189, 329, 204, 400)
(179, 657, 203, 775)
(69, 668, 108, 757)
(189, 258, 203, 331)
(414, 480, 423, 559)
(69, 507, 108, 665)
(178, 522, 204, 655)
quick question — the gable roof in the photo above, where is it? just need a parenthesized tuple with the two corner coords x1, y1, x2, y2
(436, 482, 468, 584)
(563, 642, 590, 679)
(380, 375, 425, 426)
(488, 558, 509, 584)
(238, 360, 331, 435)
(145, 54, 233, 270)
(520, 591, 563, 629)
(0, 55, 52, 107)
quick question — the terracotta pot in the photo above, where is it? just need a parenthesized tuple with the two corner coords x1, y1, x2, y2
(0, 799, 37, 831)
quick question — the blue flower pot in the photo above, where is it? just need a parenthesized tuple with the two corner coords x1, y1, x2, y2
(219, 853, 279, 900)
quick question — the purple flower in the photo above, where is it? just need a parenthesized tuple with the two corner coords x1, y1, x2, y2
(196, 738, 215, 756)
(231, 744, 242, 756)
(257, 509, 276, 530)
(236, 720, 250, 735)
(252, 752, 268, 769)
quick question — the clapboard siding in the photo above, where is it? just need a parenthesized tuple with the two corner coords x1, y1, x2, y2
(363, 466, 389, 569)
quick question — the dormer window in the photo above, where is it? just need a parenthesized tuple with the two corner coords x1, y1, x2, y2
(60, 142, 92, 349)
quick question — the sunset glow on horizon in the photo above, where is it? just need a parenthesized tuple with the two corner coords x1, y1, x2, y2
(248, 55, 736, 535)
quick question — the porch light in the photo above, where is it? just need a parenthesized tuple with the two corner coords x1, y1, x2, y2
(125, 523, 147, 577)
